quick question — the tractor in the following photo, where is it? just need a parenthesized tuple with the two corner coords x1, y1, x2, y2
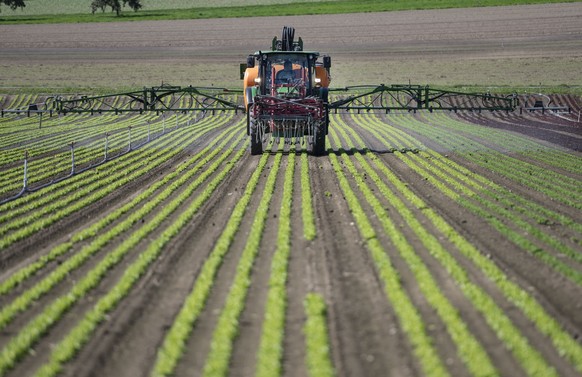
(241, 26, 331, 155)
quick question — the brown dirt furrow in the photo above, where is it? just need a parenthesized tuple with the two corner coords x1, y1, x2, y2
(372, 150, 580, 376)
(311, 143, 418, 377)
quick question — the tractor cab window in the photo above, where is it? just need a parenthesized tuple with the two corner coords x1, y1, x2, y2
(265, 54, 310, 98)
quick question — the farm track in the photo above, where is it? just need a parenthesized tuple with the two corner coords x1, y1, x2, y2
(0, 92, 581, 377)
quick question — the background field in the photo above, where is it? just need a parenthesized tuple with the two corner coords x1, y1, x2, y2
(1, 3, 581, 93)
(1, 0, 579, 23)
(1, 0, 335, 15)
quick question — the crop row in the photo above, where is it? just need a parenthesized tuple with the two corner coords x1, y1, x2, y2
(0, 94, 198, 157)
(0, 122, 240, 297)
(0, 113, 185, 195)
(301, 152, 316, 240)
(454, 113, 582, 174)
(340, 113, 582, 374)
(0, 121, 242, 318)
(325, 124, 449, 376)
(1, 111, 118, 151)
(0, 94, 38, 118)
(203, 148, 286, 377)
(368, 112, 582, 283)
(0, 113, 143, 172)
(152, 143, 327, 377)
(0, 113, 207, 217)
(416, 113, 581, 209)
(0, 114, 234, 250)
(303, 293, 335, 377)
(36, 136, 248, 377)
(152, 146, 273, 376)
(255, 150, 296, 377)
(0, 121, 247, 376)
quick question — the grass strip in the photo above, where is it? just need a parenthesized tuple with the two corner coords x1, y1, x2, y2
(0, 0, 574, 24)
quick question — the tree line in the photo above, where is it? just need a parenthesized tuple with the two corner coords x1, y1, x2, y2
(1, 0, 142, 15)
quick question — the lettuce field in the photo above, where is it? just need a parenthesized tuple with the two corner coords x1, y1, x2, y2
(0, 92, 581, 377)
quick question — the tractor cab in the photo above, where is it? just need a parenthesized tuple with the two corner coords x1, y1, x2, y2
(259, 52, 316, 99)
(242, 50, 330, 110)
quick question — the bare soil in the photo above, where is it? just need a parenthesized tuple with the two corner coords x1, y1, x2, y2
(0, 3, 581, 89)
(1, 4, 582, 377)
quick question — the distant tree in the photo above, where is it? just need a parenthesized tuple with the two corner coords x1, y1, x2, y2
(91, 0, 142, 16)
(0, 0, 25, 12)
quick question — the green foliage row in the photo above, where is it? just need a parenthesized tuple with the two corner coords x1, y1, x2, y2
(0, 128, 247, 376)
(0, 114, 231, 248)
(34, 140, 248, 377)
(0, 93, 35, 114)
(0, 110, 116, 153)
(325, 128, 450, 376)
(416, 113, 581, 209)
(303, 293, 335, 377)
(301, 152, 316, 240)
(203, 145, 285, 377)
(385, 113, 582, 281)
(335, 115, 558, 376)
(364, 112, 582, 239)
(255, 150, 295, 377)
(431, 112, 582, 174)
(0, 124, 242, 336)
(0, 112, 187, 209)
(151, 150, 271, 377)
(330, 120, 499, 376)
(0, 113, 164, 195)
(0, 122, 239, 297)
(353, 112, 582, 373)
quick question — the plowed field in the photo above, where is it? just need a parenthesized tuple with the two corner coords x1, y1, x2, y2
(1, 3, 582, 377)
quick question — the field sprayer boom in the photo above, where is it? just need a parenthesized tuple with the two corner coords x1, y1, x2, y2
(240, 26, 520, 155)
(6, 26, 573, 158)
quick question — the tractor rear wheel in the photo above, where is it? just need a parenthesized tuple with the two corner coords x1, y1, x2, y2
(250, 118, 263, 155)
